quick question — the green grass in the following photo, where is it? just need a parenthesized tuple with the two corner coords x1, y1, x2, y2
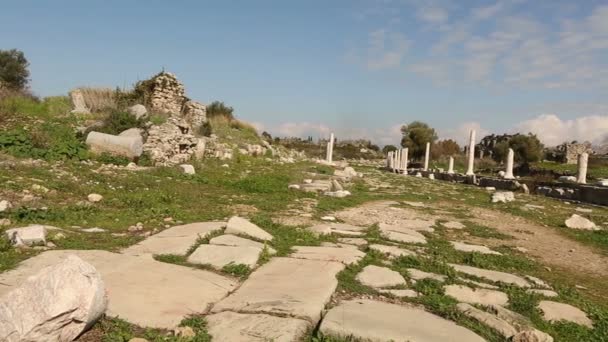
(532, 161, 608, 179)
(88, 315, 212, 342)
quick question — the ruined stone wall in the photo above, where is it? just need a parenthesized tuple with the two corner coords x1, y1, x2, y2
(563, 143, 593, 164)
(150, 72, 185, 115)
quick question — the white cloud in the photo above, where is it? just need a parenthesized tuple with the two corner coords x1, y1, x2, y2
(514, 114, 608, 146)
(366, 30, 410, 70)
(472, 2, 505, 20)
(439, 121, 489, 146)
(417, 6, 449, 24)
(271, 122, 330, 139)
(352, 3, 608, 89)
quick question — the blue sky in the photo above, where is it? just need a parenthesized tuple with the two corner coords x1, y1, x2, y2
(2, 0, 608, 146)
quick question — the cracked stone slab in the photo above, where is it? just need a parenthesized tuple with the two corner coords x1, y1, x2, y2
(407, 268, 446, 282)
(225, 216, 273, 241)
(211, 257, 344, 323)
(445, 285, 509, 306)
(210, 234, 276, 254)
(290, 246, 365, 265)
(369, 244, 416, 259)
(0, 250, 237, 329)
(451, 241, 502, 255)
(457, 303, 518, 338)
(206, 311, 309, 342)
(382, 230, 427, 244)
(450, 264, 531, 288)
(123, 221, 225, 256)
(538, 301, 593, 328)
(338, 238, 367, 246)
(356, 265, 406, 288)
(187, 245, 262, 268)
(441, 221, 466, 229)
(320, 299, 485, 342)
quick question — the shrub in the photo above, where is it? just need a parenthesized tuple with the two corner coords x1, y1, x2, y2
(0, 123, 88, 160)
(401, 121, 438, 160)
(96, 152, 130, 166)
(198, 121, 212, 137)
(98, 111, 145, 135)
(0, 49, 30, 91)
(206, 101, 234, 119)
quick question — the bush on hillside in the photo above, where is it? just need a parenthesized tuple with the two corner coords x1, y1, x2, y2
(206, 101, 234, 120)
(98, 111, 146, 135)
(0, 122, 88, 160)
(0, 49, 30, 91)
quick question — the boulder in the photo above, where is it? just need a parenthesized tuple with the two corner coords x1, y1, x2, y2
(5, 225, 47, 246)
(86, 131, 143, 159)
(564, 214, 598, 230)
(127, 104, 148, 120)
(324, 190, 351, 198)
(0, 255, 107, 342)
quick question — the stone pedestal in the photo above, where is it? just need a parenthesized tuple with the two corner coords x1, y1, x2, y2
(504, 148, 515, 179)
(423, 142, 430, 171)
(466, 130, 476, 176)
(447, 157, 454, 174)
(577, 153, 588, 184)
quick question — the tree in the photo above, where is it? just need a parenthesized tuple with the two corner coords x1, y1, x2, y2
(431, 139, 461, 159)
(261, 131, 272, 141)
(400, 121, 438, 160)
(0, 49, 30, 91)
(492, 133, 543, 164)
(382, 145, 397, 154)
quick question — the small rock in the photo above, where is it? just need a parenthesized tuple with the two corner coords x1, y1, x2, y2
(0, 200, 12, 212)
(564, 214, 598, 230)
(324, 190, 351, 198)
(527, 289, 558, 297)
(441, 221, 465, 229)
(485, 187, 496, 191)
(288, 184, 301, 190)
(0, 218, 11, 227)
(52, 232, 66, 240)
(128, 339, 150, 342)
(321, 216, 336, 221)
(179, 164, 196, 175)
(491, 191, 515, 203)
(87, 193, 103, 203)
(221, 164, 229, 168)
(46, 241, 57, 248)
(173, 326, 195, 338)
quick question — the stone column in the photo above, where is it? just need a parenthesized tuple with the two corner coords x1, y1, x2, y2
(577, 152, 588, 184)
(387, 151, 392, 168)
(465, 130, 476, 176)
(403, 148, 409, 174)
(326, 133, 335, 163)
(447, 156, 454, 174)
(423, 142, 430, 171)
(504, 148, 515, 179)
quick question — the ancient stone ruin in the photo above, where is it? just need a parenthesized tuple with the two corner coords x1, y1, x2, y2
(560, 142, 593, 164)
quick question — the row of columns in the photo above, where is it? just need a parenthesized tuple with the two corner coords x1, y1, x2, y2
(385, 129, 571, 183)
(386, 148, 409, 173)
